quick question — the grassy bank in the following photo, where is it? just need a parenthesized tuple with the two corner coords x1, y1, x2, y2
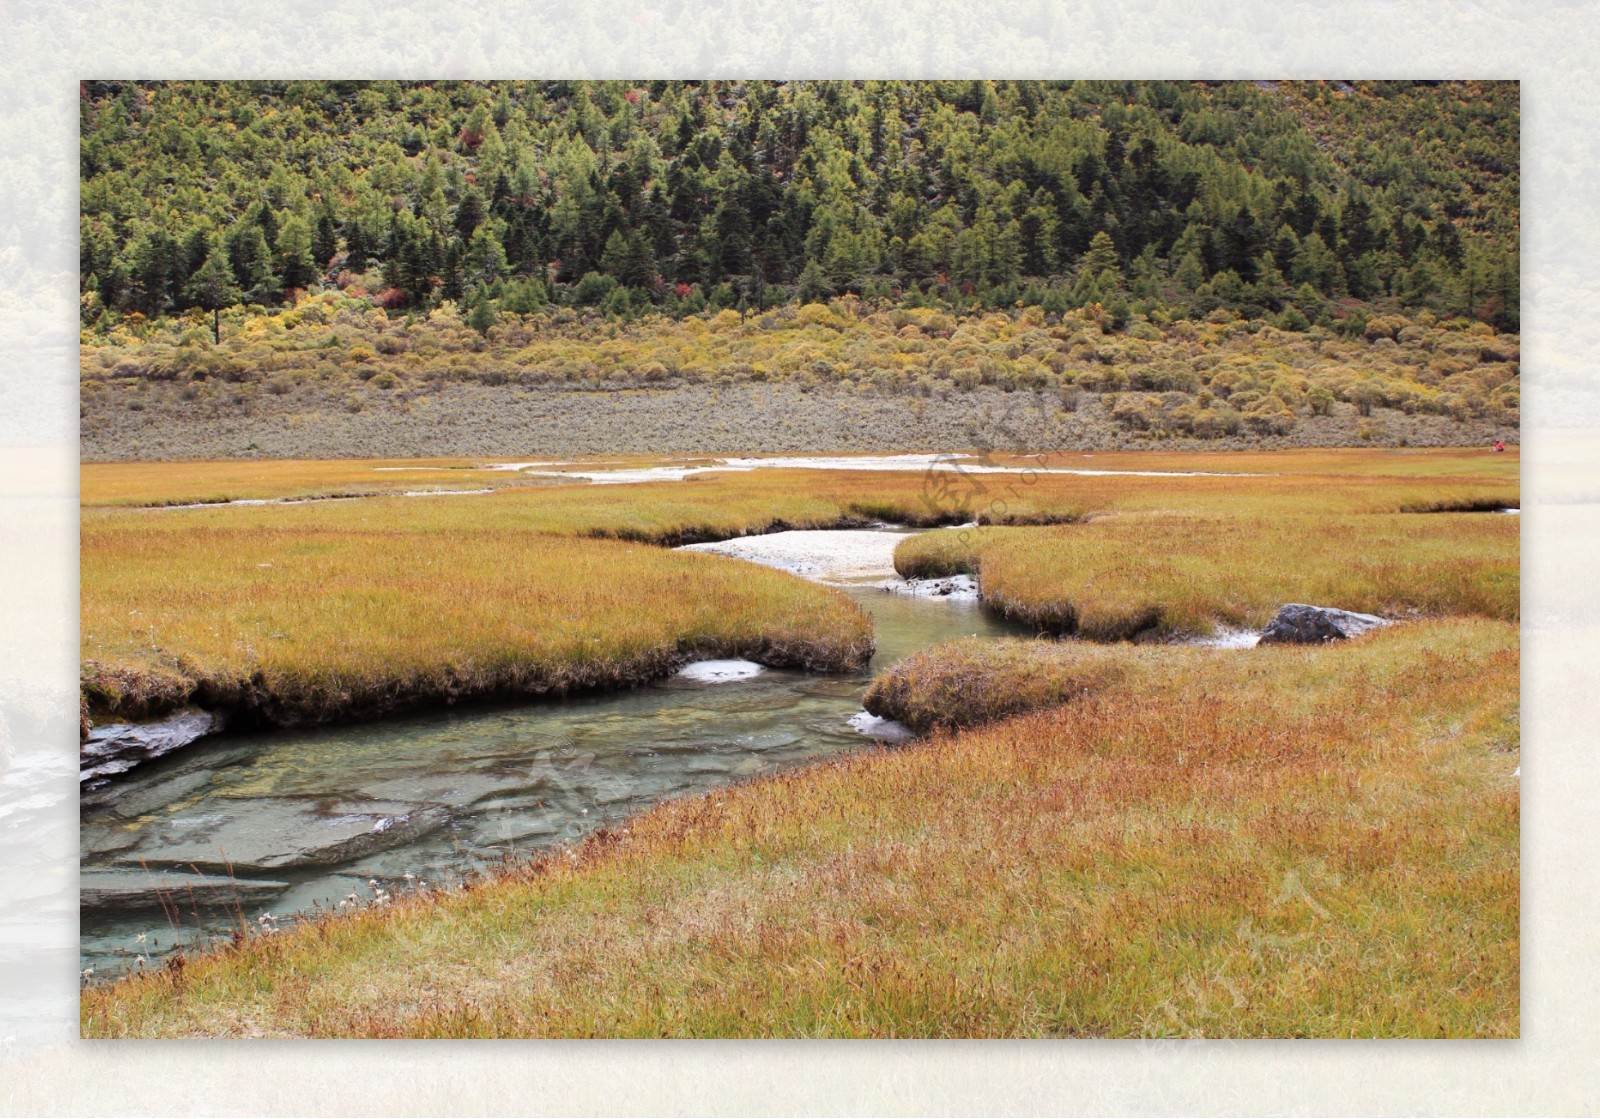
(78, 456, 533, 507)
(896, 511, 1518, 640)
(81, 520, 872, 727)
(81, 450, 1516, 723)
(83, 446, 1517, 515)
(81, 617, 1518, 1038)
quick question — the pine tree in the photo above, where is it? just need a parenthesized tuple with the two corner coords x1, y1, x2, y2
(276, 214, 318, 292)
(184, 238, 242, 340)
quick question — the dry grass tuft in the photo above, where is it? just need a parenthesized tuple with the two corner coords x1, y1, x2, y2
(865, 638, 1143, 732)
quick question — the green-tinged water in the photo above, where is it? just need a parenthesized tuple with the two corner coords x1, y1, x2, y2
(79, 578, 1029, 976)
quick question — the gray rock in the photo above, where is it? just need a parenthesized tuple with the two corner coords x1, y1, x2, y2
(81, 709, 224, 787)
(120, 797, 449, 873)
(1258, 603, 1388, 645)
(81, 768, 213, 819)
(80, 868, 290, 913)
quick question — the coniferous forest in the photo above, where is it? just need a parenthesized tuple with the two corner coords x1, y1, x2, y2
(79, 80, 1519, 458)
(81, 79, 1518, 330)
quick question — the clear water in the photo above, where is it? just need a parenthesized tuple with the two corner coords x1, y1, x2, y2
(79, 580, 1030, 975)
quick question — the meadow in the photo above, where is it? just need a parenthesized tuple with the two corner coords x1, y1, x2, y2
(80, 617, 1518, 1038)
(79, 448, 1518, 1036)
(80, 449, 1517, 728)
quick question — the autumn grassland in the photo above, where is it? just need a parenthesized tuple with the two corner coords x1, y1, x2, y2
(80, 447, 1517, 1037)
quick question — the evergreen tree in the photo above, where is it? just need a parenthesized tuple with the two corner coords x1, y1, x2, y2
(276, 214, 318, 291)
(226, 223, 275, 301)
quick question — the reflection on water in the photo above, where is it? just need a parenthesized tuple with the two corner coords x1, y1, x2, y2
(79, 585, 1029, 974)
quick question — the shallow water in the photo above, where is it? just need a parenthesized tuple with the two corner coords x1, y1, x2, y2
(79, 566, 1031, 975)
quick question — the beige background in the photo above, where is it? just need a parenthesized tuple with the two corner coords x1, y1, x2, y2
(0, 4, 1592, 1113)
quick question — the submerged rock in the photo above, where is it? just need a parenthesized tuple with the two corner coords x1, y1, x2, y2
(81, 768, 214, 820)
(81, 708, 223, 788)
(121, 798, 449, 873)
(80, 868, 290, 913)
(1258, 603, 1388, 645)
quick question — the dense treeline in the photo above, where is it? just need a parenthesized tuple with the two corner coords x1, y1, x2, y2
(79, 79, 1519, 333)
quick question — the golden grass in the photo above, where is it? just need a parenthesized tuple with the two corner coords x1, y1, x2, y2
(82, 447, 1518, 511)
(865, 637, 1151, 732)
(80, 520, 872, 725)
(79, 457, 534, 507)
(896, 512, 1518, 640)
(81, 618, 1518, 1038)
(80, 450, 1517, 721)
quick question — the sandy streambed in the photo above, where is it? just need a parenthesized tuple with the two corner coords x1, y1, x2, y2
(678, 525, 978, 601)
(679, 528, 909, 583)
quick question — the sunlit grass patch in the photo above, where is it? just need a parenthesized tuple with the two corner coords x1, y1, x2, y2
(79, 457, 528, 507)
(897, 512, 1518, 640)
(81, 521, 872, 726)
(80, 618, 1518, 1038)
(83, 448, 1517, 532)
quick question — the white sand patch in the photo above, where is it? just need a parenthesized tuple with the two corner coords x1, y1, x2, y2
(680, 529, 908, 582)
(847, 711, 915, 742)
(878, 574, 980, 601)
(719, 454, 1270, 479)
(675, 659, 766, 683)
(481, 461, 566, 472)
(485, 452, 1272, 485)
(1187, 627, 1262, 649)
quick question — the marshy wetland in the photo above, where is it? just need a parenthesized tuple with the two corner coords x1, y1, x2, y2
(79, 448, 1519, 1037)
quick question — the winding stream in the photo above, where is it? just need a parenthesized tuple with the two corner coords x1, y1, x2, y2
(79, 528, 1030, 976)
